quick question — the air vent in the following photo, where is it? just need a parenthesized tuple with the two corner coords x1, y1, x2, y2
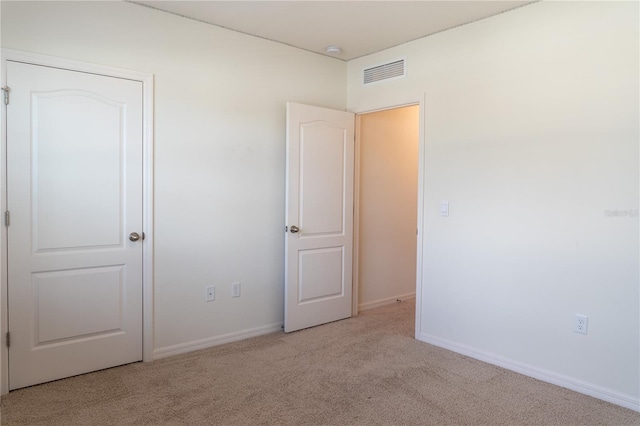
(363, 59, 406, 85)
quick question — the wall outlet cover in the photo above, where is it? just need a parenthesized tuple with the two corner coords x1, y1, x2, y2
(575, 314, 588, 335)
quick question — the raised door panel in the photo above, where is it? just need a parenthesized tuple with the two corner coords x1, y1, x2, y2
(299, 123, 346, 237)
(33, 91, 123, 251)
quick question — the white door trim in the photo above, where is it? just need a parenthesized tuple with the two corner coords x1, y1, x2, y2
(0, 49, 155, 394)
(351, 96, 426, 341)
(352, 114, 362, 316)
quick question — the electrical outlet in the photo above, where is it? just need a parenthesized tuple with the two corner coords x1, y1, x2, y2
(575, 314, 588, 334)
(232, 282, 241, 298)
(206, 286, 215, 302)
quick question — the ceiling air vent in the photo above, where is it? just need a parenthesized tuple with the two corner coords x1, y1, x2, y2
(363, 59, 406, 85)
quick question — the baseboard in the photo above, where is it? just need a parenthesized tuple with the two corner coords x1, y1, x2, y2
(154, 322, 283, 359)
(419, 333, 640, 412)
(359, 292, 416, 312)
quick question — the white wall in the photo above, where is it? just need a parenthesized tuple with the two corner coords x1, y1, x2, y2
(348, 1, 639, 408)
(358, 106, 419, 310)
(1, 1, 346, 354)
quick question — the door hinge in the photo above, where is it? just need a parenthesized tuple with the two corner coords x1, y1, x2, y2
(285, 225, 288, 233)
(6, 332, 10, 348)
(1, 86, 9, 105)
(4, 211, 9, 227)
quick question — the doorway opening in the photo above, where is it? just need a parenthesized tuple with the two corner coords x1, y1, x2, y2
(353, 105, 420, 329)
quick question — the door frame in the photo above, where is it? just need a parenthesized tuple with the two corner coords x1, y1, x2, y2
(0, 49, 155, 394)
(351, 96, 425, 340)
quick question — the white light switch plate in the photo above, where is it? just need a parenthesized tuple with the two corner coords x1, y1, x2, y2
(440, 201, 449, 217)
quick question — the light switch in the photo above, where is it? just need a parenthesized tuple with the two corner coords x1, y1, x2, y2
(440, 201, 449, 217)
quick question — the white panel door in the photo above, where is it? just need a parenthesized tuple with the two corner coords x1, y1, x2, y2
(285, 103, 355, 332)
(6, 61, 143, 389)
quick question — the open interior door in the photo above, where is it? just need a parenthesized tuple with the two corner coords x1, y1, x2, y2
(284, 103, 355, 332)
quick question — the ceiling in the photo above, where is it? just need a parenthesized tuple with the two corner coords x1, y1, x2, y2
(132, 1, 535, 61)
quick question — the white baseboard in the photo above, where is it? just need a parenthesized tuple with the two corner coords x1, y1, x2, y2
(419, 333, 640, 412)
(359, 292, 416, 312)
(154, 322, 283, 359)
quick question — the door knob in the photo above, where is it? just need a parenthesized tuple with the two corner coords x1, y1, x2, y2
(129, 232, 141, 242)
(290, 225, 300, 233)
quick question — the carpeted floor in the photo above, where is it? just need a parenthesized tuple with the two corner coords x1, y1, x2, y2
(1, 299, 639, 425)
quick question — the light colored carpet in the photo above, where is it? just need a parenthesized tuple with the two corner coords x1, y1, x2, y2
(2, 300, 639, 425)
